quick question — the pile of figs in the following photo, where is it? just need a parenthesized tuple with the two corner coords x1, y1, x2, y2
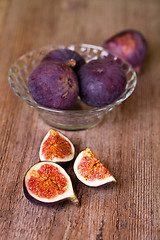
(28, 30, 147, 110)
(28, 49, 127, 109)
(23, 129, 116, 206)
(24, 29, 147, 206)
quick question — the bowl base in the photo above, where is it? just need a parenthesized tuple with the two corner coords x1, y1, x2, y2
(39, 114, 104, 131)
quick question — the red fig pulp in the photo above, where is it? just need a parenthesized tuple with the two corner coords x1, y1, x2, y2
(39, 129, 75, 163)
(23, 162, 79, 205)
(103, 30, 147, 73)
(74, 148, 116, 187)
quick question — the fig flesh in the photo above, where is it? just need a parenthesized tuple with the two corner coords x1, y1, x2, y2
(78, 58, 127, 107)
(39, 129, 75, 163)
(74, 148, 116, 187)
(42, 48, 85, 73)
(23, 162, 79, 205)
(103, 30, 147, 73)
(28, 61, 79, 110)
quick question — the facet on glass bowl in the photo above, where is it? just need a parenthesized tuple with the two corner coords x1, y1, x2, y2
(8, 44, 137, 130)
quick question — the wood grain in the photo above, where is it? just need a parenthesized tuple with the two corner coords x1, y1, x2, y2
(0, 0, 159, 239)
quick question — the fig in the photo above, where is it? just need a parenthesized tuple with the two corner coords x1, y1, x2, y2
(28, 61, 79, 110)
(78, 58, 127, 107)
(39, 129, 75, 163)
(74, 148, 116, 187)
(103, 30, 147, 73)
(42, 48, 85, 73)
(23, 161, 79, 205)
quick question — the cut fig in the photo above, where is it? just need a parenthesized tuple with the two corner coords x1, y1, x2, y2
(74, 148, 116, 187)
(39, 129, 75, 163)
(103, 30, 147, 73)
(23, 161, 79, 205)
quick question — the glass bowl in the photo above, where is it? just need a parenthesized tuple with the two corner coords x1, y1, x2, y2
(8, 44, 137, 130)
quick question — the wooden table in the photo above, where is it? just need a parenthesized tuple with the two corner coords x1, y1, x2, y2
(0, 0, 159, 239)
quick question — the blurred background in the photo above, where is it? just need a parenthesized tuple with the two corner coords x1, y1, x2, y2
(1, 0, 158, 60)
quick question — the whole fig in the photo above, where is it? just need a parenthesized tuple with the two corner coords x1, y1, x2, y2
(78, 58, 127, 107)
(28, 61, 79, 110)
(103, 30, 147, 73)
(42, 48, 85, 73)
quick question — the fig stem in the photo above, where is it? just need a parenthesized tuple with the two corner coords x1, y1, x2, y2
(68, 59, 76, 68)
(71, 195, 79, 206)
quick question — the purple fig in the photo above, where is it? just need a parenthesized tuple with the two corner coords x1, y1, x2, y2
(28, 61, 79, 110)
(42, 48, 85, 73)
(103, 30, 147, 73)
(78, 58, 127, 107)
(74, 148, 116, 187)
(23, 162, 79, 206)
(39, 129, 75, 163)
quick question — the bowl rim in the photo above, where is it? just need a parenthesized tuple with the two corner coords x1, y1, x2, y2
(8, 43, 137, 114)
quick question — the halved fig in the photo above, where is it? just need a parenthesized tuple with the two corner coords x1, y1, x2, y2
(39, 129, 75, 163)
(74, 148, 116, 187)
(23, 162, 79, 205)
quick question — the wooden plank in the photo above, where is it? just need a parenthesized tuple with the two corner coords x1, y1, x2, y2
(0, 0, 159, 239)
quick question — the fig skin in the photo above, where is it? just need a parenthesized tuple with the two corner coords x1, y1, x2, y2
(42, 48, 85, 73)
(78, 58, 127, 107)
(74, 148, 116, 187)
(23, 162, 79, 206)
(39, 128, 75, 163)
(28, 61, 79, 110)
(103, 30, 147, 73)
